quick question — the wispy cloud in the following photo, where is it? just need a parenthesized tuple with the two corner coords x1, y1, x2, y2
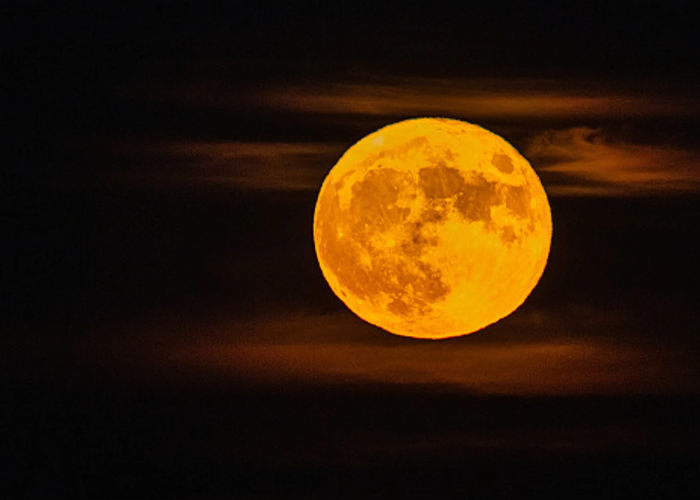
(100, 139, 345, 191)
(118, 76, 700, 195)
(27, 305, 696, 396)
(527, 127, 700, 196)
(163, 312, 692, 396)
(252, 80, 621, 118)
(98, 131, 700, 196)
(151, 77, 700, 119)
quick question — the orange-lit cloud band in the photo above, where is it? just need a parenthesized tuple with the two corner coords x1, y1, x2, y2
(15, 307, 697, 396)
(528, 127, 700, 196)
(107, 76, 700, 196)
(153, 77, 700, 119)
(100, 134, 700, 197)
(98, 139, 346, 191)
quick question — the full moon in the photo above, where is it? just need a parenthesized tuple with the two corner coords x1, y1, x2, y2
(313, 118, 552, 339)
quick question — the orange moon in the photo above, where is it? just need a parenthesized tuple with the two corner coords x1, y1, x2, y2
(313, 118, 552, 339)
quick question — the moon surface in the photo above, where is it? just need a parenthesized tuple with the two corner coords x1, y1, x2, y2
(313, 118, 552, 339)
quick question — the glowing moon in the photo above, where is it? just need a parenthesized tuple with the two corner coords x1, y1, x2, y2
(313, 118, 552, 339)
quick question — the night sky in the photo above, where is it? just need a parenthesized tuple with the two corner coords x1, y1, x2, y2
(4, 1, 700, 498)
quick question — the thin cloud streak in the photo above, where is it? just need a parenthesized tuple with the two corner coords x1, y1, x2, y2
(247, 78, 700, 119)
(140, 76, 700, 119)
(167, 320, 691, 396)
(528, 127, 700, 196)
(101, 139, 345, 191)
(101, 131, 700, 196)
(21, 308, 696, 396)
(111, 77, 700, 195)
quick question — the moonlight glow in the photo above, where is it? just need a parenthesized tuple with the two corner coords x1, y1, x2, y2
(313, 118, 552, 339)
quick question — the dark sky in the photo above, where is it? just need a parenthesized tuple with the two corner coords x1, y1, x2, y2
(4, 1, 700, 498)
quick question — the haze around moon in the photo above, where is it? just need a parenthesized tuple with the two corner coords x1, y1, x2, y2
(313, 118, 552, 339)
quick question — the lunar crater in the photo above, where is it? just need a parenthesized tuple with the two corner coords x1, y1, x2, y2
(493, 152, 515, 174)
